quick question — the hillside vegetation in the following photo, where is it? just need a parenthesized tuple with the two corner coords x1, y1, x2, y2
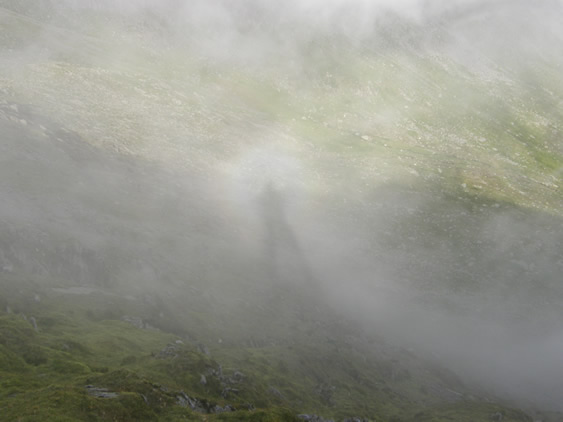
(1, 1, 562, 421)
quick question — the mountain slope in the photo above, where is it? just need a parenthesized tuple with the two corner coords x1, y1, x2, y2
(1, 1, 562, 421)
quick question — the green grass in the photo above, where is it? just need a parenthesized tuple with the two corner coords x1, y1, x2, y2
(1, 4, 562, 421)
(405, 402, 532, 422)
(0, 274, 541, 421)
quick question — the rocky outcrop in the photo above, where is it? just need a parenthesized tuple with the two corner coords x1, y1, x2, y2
(175, 391, 235, 414)
(85, 385, 118, 399)
(154, 343, 180, 359)
(121, 316, 157, 331)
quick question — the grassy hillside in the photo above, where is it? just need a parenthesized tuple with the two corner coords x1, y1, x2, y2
(1, 1, 562, 421)
(0, 274, 538, 422)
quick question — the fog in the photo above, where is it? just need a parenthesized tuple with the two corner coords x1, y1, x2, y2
(1, 0, 563, 416)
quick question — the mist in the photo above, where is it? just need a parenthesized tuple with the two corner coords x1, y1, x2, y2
(1, 0, 563, 419)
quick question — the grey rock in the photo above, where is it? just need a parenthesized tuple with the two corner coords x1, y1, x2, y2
(29, 316, 39, 332)
(213, 404, 235, 413)
(198, 344, 210, 356)
(176, 391, 201, 411)
(176, 391, 234, 414)
(121, 315, 145, 329)
(268, 386, 284, 399)
(155, 343, 179, 359)
(213, 364, 222, 379)
(85, 385, 118, 399)
(226, 370, 245, 384)
(221, 387, 239, 399)
(298, 415, 335, 422)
